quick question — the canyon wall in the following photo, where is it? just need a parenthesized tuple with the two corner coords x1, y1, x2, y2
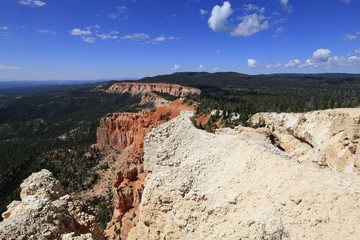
(128, 110, 360, 240)
(251, 109, 360, 173)
(95, 99, 199, 239)
(106, 82, 201, 97)
(0, 169, 104, 240)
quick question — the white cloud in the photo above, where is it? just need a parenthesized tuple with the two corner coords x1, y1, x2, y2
(231, 13, 269, 37)
(97, 33, 117, 40)
(110, 6, 129, 20)
(285, 59, 300, 68)
(200, 9, 208, 16)
(247, 59, 257, 68)
(341, 0, 351, 3)
(121, 33, 149, 40)
(0, 64, 22, 70)
(172, 64, 181, 70)
(199, 64, 206, 70)
(168, 36, 179, 40)
(266, 62, 282, 68)
(19, 0, 46, 7)
(312, 48, 331, 63)
(81, 36, 95, 43)
(213, 67, 219, 71)
(216, 50, 221, 54)
(327, 55, 360, 67)
(298, 48, 331, 67)
(0, 26, 8, 30)
(71, 28, 91, 36)
(355, 49, 360, 54)
(344, 34, 357, 40)
(208, 2, 269, 37)
(297, 48, 360, 69)
(208, 1, 233, 33)
(280, 0, 293, 13)
(153, 36, 166, 42)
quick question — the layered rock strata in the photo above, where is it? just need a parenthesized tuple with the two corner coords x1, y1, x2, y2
(96, 99, 201, 239)
(0, 169, 104, 240)
(106, 82, 201, 97)
(128, 110, 360, 240)
(251, 109, 360, 173)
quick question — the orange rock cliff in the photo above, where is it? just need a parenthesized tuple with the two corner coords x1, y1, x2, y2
(95, 99, 202, 239)
(106, 82, 201, 97)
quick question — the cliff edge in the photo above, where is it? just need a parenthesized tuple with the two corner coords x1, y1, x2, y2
(128, 110, 360, 240)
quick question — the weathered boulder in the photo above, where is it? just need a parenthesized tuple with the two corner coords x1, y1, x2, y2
(0, 169, 105, 240)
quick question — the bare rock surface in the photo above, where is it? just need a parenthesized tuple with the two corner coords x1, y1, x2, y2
(0, 169, 104, 240)
(251, 109, 360, 173)
(128, 110, 360, 240)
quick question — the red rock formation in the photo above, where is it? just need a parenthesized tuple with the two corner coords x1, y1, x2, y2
(106, 82, 201, 97)
(96, 99, 199, 240)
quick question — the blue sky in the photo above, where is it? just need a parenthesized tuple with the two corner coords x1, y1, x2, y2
(0, 0, 359, 80)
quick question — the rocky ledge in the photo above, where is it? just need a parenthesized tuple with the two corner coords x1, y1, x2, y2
(128, 110, 360, 240)
(0, 169, 105, 240)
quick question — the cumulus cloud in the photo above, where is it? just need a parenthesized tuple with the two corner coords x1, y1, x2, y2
(19, 0, 46, 7)
(71, 28, 91, 36)
(208, 2, 269, 37)
(0, 64, 22, 70)
(355, 49, 360, 54)
(280, 0, 293, 13)
(341, 0, 351, 3)
(172, 64, 181, 70)
(208, 1, 233, 33)
(198, 64, 206, 70)
(216, 50, 221, 54)
(285, 59, 301, 68)
(231, 13, 269, 37)
(213, 67, 219, 71)
(247, 59, 257, 68)
(297, 48, 360, 69)
(311, 48, 331, 63)
(327, 55, 360, 68)
(110, 6, 129, 20)
(81, 36, 95, 43)
(266, 62, 282, 68)
(121, 33, 149, 40)
(0, 26, 8, 30)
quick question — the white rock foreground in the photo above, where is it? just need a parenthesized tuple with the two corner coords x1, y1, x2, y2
(0, 169, 104, 240)
(128, 109, 360, 240)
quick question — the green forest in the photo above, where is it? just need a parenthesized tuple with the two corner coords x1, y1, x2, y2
(0, 84, 145, 219)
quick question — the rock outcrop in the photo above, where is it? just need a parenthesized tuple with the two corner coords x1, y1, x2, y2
(0, 169, 104, 240)
(106, 82, 201, 97)
(95, 99, 202, 239)
(251, 109, 360, 173)
(128, 110, 360, 240)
